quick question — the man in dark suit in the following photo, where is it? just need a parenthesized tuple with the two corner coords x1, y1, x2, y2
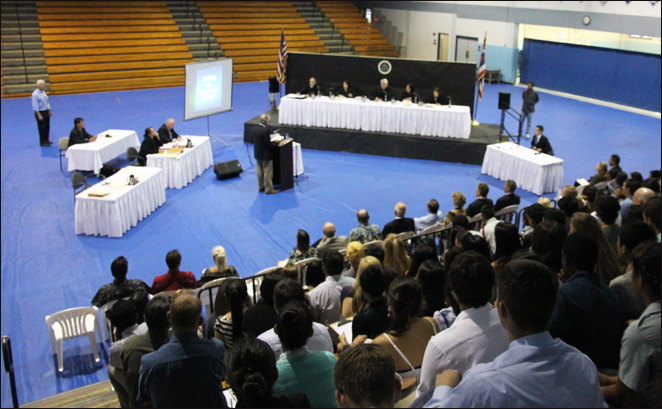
(372, 78, 393, 101)
(607, 154, 622, 180)
(531, 125, 554, 155)
(466, 183, 493, 218)
(253, 114, 278, 195)
(494, 180, 521, 212)
(68, 117, 97, 147)
(297, 77, 320, 97)
(138, 127, 163, 165)
(157, 118, 179, 144)
(382, 202, 416, 237)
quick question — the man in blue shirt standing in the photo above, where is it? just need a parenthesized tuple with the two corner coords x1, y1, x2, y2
(32, 79, 52, 147)
(424, 259, 607, 408)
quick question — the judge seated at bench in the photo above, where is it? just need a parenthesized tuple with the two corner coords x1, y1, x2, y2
(531, 125, 554, 156)
(68, 117, 97, 147)
(428, 87, 446, 105)
(372, 78, 393, 102)
(157, 118, 180, 144)
(400, 83, 420, 103)
(297, 77, 320, 97)
(138, 127, 163, 165)
(337, 80, 353, 98)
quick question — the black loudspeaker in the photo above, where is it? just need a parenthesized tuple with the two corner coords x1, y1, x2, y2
(214, 160, 243, 180)
(269, 77, 279, 93)
(498, 92, 511, 110)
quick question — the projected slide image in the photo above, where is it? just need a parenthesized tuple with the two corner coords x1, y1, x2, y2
(195, 65, 223, 113)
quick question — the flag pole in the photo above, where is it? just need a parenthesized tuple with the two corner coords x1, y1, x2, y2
(472, 89, 480, 126)
(472, 31, 487, 126)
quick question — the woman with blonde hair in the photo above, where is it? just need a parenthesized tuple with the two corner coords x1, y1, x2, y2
(569, 212, 621, 284)
(342, 256, 382, 318)
(443, 192, 467, 225)
(589, 161, 611, 185)
(383, 234, 410, 275)
(199, 245, 239, 286)
(343, 241, 364, 278)
(537, 197, 553, 209)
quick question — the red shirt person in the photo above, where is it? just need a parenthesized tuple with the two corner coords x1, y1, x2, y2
(151, 250, 197, 294)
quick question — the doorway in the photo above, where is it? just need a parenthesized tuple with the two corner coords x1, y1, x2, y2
(437, 33, 449, 61)
(455, 36, 478, 63)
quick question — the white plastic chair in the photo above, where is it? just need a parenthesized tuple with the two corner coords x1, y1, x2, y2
(495, 205, 520, 225)
(46, 307, 101, 372)
(338, 249, 347, 256)
(363, 240, 384, 249)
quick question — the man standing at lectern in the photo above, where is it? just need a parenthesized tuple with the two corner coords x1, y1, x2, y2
(520, 81, 539, 138)
(253, 114, 278, 195)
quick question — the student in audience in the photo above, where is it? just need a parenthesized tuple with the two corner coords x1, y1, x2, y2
(407, 244, 438, 277)
(630, 171, 643, 183)
(215, 279, 251, 352)
(456, 230, 491, 261)
(443, 192, 467, 225)
(348, 209, 383, 243)
(595, 194, 622, 250)
(286, 229, 318, 264)
(120, 295, 171, 408)
(492, 222, 521, 273)
(383, 234, 411, 275)
(342, 256, 382, 318)
(279, 264, 298, 281)
(619, 179, 641, 219)
(351, 265, 389, 339)
(643, 197, 661, 242)
(531, 220, 567, 276)
(304, 260, 325, 292)
(589, 161, 611, 185)
(138, 294, 227, 408)
(414, 199, 443, 232)
(226, 338, 311, 408)
(581, 184, 599, 214)
(608, 154, 622, 180)
(569, 213, 621, 285)
(558, 191, 580, 221)
(418, 251, 509, 397)
(206, 280, 231, 339)
(316, 222, 349, 260)
(480, 205, 502, 254)
(342, 241, 364, 278)
(258, 279, 333, 357)
(466, 183, 493, 217)
(520, 204, 545, 249)
(150, 250, 197, 294)
(424, 260, 607, 408)
(273, 301, 338, 408)
(130, 290, 148, 325)
(436, 247, 463, 329)
(198, 245, 239, 286)
(600, 242, 661, 407)
(334, 344, 401, 408)
(417, 260, 447, 318)
(91, 256, 150, 307)
(543, 207, 568, 230)
(610, 221, 657, 322)
(494, 180, 520, 212)
(243, 272, 285, 339)
(549, 233, 622, 370)
(382, 202, 416, 237)
(309, 251, 353, 325)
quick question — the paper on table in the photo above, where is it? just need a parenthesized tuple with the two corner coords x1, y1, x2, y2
(107, 183, 127, 188)
(119, 168, 134, 173)
(162, 153, 180, 158)
(87, 190, 110, 197)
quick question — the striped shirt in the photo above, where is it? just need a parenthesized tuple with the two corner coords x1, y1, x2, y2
(214, 315, 236, 352)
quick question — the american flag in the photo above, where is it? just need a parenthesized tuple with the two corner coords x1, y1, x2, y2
(477, 33, 486, 100)
(277, 29, 288, 84)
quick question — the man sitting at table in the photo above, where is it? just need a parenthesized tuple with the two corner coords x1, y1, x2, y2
(531, 125, 554, 155)
(157, 118, 180, 144)
(138, 127, 163, 166)
(297, 77, 320, 97)
(373, 78, 393, 102)
(68, 117, 97, 147)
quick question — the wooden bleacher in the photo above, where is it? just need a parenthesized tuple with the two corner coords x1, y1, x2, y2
(36, 1, 194, 94)
(316, 1, 399, 58)
(199, 1, 328, 82)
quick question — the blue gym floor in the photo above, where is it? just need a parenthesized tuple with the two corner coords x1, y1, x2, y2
(1, 81, 660, 406)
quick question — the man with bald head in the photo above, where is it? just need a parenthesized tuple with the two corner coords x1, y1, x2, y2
(32, 79, 53, 146)
(253, 113, 278, 194)
(349, 209, 383, 243)
(298, 77, 320, 97)
(317, 222, 349, 259)
(138, 294, 227, 408)
(625, 187, 655, 223)
(382, 202, 416, 238)
(157, 118, 180, 143)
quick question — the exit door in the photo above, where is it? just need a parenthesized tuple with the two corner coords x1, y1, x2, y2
(455, 36, 478, 63)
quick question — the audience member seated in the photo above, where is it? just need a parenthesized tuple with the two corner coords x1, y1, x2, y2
(206, 280, 230, 339)
(418, 251, 509, 397)
(348, 209, 383, 243)
(120, 295, 171, 408)
(130, 290, 148, 325)
(242, 272, 285, 338)
(424, 260, 607, 408)
(138, 127, 163, 165)
(383, 234, 411, 275)
(558, 186, 580, 221)
(492, 222, 521, 274)
(455, 230, 491, 261)
(531, 220, 567, 276)
(407, 244, 438, 277)
(286, 229, 318, 264)
(214, 279, 251, 353)
(226, 338, 311, 408)
(466, 183, 493, 218)
(258, 279, 334, 357)
(273, 301, 338, 408)
(317, 223, 349, 260)
(581, 184, 599, 214)
(309, 251, 352, 325)
(414, 199, 443, 232)
(643, 197, 661, 242)
(342, 241, 364, 278)
(610, 221, 657, 322)
(382, 202, 416, 237)
(480, 205, 502, 254)
(608, 154, 623, 180)
(68, 117, 97, 147)
(334, 344, 401, 408)
(198, 245, 239, 286)
(642, 177, 660, 194)
(537, 197, 553, 208)
(543, 207, 568, 231)
(549, 233, 623, 370)
(520, 204, 545, 249)
(417, 260, 447, 318)
(91, 256, 150, 307)
(569, 213, 621, 285)
(138, 294, 227, 408)
(599, 242, 661, 407)
(443, 192, 467, 225)
(494, 180, 521, 212)
(351, 265, 389, 340)
(157, 118, 179, 144)
(595, 195, 622, 250)
(150, 250, 197, 294)
(341, 256, 382, 318)
(430, 248, 463, 332)
(304, 260, 325, 292)
(589, 161, 612, 185)
(627, 187, 656, 224)
(610, 171, 628, 194)
(280, 264, 298, 281)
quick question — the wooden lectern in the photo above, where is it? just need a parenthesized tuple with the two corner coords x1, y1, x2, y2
(272, 138, 294, 192)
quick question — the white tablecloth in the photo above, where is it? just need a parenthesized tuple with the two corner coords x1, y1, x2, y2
(293, 142, 304, 176)
(145, 136, 213, 189)
(481, 142, 564, 195)
(279, 94, 471, 139)
(66, 129, 140, 174)
(75, 167, 166, 238)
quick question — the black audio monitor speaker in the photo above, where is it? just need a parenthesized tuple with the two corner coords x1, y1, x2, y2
(269, 77, 279, 93)
(498, 92, 511, 110)
(214, 160, 243, 180)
